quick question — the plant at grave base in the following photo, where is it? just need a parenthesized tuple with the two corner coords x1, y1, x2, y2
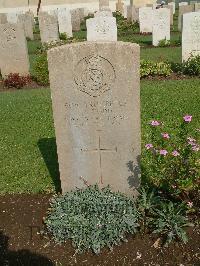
(136, 187, 160, 231)
(36, 39, 79, 54)
(59, 32, 68, 41)
(152, 201, 193, 246)
(32, 53, 49, 85)
(170, 61, 183, 74)
(182, 55, 200, 76)
(144, 115, 200, 201)
(44, 185, 139, 254)
(140, 60, 172, 78)
(4, 73, 31, 89)
(158, 39, 171, 47)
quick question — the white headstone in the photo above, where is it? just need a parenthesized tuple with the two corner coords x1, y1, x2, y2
(58, 8, 73, 38)
(86, 17, 117, 41)
(0, 23, 30, 77)
(139, 7, 153, 33)
(153, 8, 170, 46)
(70, 9, 81, 32)
(7, 11, 23, 24)
(94, 10, 113, 17)
(182, 12, 200, 61)
(179, 2, 188, 6)
(168, 2, 175, 14)
(38, 12, 59, 44)
(47, 41, 141, 196)
(18, 12, 34, 40)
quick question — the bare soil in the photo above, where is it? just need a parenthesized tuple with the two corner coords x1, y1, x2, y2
(0, 194, 199, 266)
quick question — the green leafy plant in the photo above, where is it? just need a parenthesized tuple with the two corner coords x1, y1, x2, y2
(32, 53, 49, 85)
(144, 115, 200, 200)
(152, 201, 193, 246)
(183, 55, 200, 76)
(140, 60, 172, 78)
(59, 32, 67, 40)
(45, 185, 139, 254)
(136, 187, 160, 230)
(158, 39, 171, 47)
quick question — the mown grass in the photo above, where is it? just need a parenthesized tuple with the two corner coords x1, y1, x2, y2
(0, 79, 199, 194)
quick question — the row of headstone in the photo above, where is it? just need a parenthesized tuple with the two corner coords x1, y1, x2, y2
(0, 23, 30, 77)
(182, 11, 200, 62)
(38, 7, 85, 44)
(86, 1, 117, 42)
(138, 7, 170, 46)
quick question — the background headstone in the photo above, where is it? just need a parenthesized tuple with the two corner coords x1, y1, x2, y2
(116, 0, 124, 14)
(86, 16, 117, 41)
(182, 12, 200, 61)
(0, 13, 7, 24)
(99, 0, 110, 11)
(153, 8, 170, 46)
(139, 7, 153, 33)
(127, 5, 139, 23)
(48, 41, 141, 196)
(18, 12, 34, 40)
(195, 3, 200, 11)
(163, 5, 173, 25)
(78, 8, 85, 23)
(178, 5, 194, 31)
(58, 8, 73, 38)
(70, 9, 81, 32)
(38, 11, 59, 43)
(168, 2, 175, 14)
(94, 10, 113, 17)
(179, 2, 188, 6)
(0, 23, 30, 77)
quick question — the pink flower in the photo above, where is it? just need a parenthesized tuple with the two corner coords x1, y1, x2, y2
(187, 137, 196, 143)
(145, 144, 153, 150)
(159, 150, 168, 156)
(183, 115, 192, 123)
(192, 145, 200, 152)
(150, 120, 160, 126)
(161, 133, 170, 139)
(172, 150, 180, 157)
(187, 201, 193, 208)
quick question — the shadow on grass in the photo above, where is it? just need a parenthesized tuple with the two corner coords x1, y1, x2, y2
(38, 138, 61, 193)
(0, 231, 54, 266)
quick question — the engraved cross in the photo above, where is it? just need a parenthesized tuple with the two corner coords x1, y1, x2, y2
(81, 134, 117, 184)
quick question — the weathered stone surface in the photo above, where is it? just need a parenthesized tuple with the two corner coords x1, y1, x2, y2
(70, 9, 81, 32)
(99, 0, 110, 10)
(86, 16, 117, 41)
(178, 5, 194, 31)
(7, 12, 21, 23)
(116, 0, 124, 14)
(94, 10, 113, 17)
(38, 11, 59, 43)
(127, 5, 139, 23)
(179, 2, 188, 6)
(18, 12, 34, 40)
(182, 12, 200, 61)
(168, 2, 175, 14)
(78, 7, 85, 23)
(195, 3, 200, 11)
(153, 8, 170, 46)
(58, 8, 73, 38)
(0, 23, 29, 77)
(163, 5, 173, 25)
(139, 7, 153, 33)
(48, 41, 141, 196)
(190, 1, 197, 4)
(0, 13, 7, 23)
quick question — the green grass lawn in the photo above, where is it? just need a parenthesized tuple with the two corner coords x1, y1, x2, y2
(0, 79, 199, 194)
